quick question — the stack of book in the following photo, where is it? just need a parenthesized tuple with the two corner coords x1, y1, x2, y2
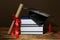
(20, 18, 43, 34)
(20, 8, 50, 34)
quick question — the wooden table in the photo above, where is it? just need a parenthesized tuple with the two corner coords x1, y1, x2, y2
(0, 27, 60, 40)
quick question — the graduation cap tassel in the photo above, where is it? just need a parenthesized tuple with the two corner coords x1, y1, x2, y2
(48, 24, 52, 33)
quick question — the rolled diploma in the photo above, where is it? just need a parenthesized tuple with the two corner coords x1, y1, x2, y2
(8, 3, 23, 34)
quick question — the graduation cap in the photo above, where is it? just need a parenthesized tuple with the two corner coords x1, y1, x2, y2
(24, 8, 50, 26)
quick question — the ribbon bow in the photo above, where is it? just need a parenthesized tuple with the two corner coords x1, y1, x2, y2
(11, 16, 21, 39)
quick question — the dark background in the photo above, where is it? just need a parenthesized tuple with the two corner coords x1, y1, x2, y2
(0, 0, 60, 27)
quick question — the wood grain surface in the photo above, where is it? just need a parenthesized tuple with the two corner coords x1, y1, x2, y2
(0, 27, 60, 40)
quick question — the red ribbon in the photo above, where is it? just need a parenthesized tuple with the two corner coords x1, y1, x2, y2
(11, 16, 20, 39)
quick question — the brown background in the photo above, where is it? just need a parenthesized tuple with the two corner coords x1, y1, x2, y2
(0, 0, 60, 27)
